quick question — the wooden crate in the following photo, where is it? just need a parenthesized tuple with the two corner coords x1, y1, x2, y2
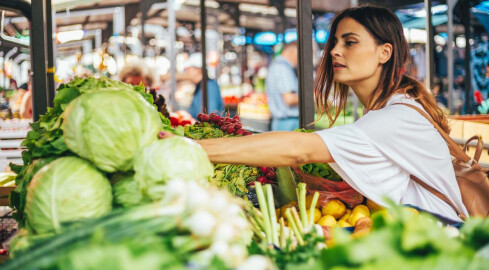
(0, 187, 14, 206)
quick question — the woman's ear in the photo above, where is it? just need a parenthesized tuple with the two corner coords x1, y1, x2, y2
(379, 43, 393, 64)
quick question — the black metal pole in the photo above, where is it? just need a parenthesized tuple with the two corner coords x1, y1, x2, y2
(462, 1, 472, 113)
(200, 0, 208, 112)
(30, 0, 49, 120)
(46, 0, 55, 107)
(297, 0, 314, 128)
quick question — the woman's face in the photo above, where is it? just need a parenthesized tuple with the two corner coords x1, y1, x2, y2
(330, 17, 386, 86)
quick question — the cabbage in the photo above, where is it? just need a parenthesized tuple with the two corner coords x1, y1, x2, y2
(25, 157, 112, 234)
(112, 174, 149, 207)
(62, 90, 162, 172)
(134, 137, 214, 200)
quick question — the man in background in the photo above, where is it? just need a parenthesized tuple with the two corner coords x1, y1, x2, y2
(265, 42, 299, 131)
(184, 53, 224, 119)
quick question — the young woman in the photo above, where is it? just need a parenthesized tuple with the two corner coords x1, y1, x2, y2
(161, 6, 467, 222)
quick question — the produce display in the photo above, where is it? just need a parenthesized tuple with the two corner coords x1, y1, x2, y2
(2, 77, 489, 270)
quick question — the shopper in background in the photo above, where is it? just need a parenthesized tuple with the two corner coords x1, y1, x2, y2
(161, 6, 468, 224)
(184, 53, 224, 119)
(119, 60, 154, 88)
(265, 42, 299, 131)
(20, 81, 32, 119)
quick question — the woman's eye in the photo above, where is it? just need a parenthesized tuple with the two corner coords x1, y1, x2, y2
(345, 41, 356, 46)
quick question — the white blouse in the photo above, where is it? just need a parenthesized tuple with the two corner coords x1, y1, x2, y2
(315, 94, 468, 222)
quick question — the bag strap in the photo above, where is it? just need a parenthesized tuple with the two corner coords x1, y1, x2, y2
(394, 102, 467, 220)
(393, 103, 472, 164)
(463, 135, 484, 162)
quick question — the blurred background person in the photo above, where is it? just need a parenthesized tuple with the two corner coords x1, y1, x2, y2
(184, 53, 224, 119)
(265, 42, 299, 131)
(119, 60, 154, 89)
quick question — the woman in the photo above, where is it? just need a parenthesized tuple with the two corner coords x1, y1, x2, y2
(161, 6, 467, 223)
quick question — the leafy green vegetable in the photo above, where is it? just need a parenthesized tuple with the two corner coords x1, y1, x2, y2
(133, 137, 214, 200)
(211, 164, 259, 196)
(112, 173, 149, 208)
(25, 156, 112, 234)
(62, 90, 162, 172)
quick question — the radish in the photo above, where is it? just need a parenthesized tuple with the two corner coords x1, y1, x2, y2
(202, 114, 210, 122)
(197, 113, 204, 121)
(216, 120, 224, 127)
(220, 125, 228, 132)
(243, 131, 252, 136)
(266, 171, 276, 179)
(234, 129, 245, 135)
(257, 176, 267, 184)
(234, 123, 242, 130)
(233, 115, 240, 121)
(210, 114, 220, 123)
(227, 127, 235, 134)
(259, 167, 270, 174)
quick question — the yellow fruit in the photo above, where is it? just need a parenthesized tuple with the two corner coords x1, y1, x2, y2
(366, 199, 384, 213)
(348, 205, 370, 226)
(280, 205, 296, 218)
(322, 199, 346, 219)
(317, 215, 337, 227)
(352, 205, 370, 217)
(337, 220, 352, 227)
(307, 208, 322, 223)
(339, 209, 352, 221)
(306, 195, 320, 209)
(403, 207, 420, 216)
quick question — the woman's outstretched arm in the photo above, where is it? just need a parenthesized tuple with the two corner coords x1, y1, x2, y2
(196, 131, 333, 167)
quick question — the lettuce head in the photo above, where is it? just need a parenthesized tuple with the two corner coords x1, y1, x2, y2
(62, 90, 162, 172)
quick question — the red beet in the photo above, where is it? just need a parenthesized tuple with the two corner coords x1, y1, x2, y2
(221, 125, 229, 132)
(266, 171, 276, 179)
(234, 129, 245, 135)
(216, 120, 224, 126)
(234, 123, 242, 130)
(227, 127, 235, 134)
(233, 115, 240, 121)
(243, 131, 253, 136)
(260, 167, 270, 174)
(202, 114, 210, 122)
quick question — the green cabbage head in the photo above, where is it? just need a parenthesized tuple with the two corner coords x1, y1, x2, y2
(112, 174, 149, 207)
(25, 157, 112, 234)
(62, 90, 162, 172)
(134, 137, 214, 200)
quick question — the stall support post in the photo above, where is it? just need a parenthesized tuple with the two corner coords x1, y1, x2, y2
(168, 0, 178, 111)
(424, 0, 433, 91)
(30, 0, 49, 121)
(462, 1, 473, 114)
(297, 0, 315, 128)
(447, 0, 458, 114)
(46, 0, 56, 107)
(200, 0, 209, 112)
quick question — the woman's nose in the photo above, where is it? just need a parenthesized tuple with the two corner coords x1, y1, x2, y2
(330, 44, 341, 57)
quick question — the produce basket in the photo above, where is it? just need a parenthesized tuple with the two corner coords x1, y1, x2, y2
(292, 167, 364, 208)
(0, 206, 17, 245)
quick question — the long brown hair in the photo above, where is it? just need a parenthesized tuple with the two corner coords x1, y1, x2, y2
(314, 5, 450, 133)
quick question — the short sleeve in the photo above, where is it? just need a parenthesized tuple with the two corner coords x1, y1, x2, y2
(268, 63, 298, 94)
(315, 124, 410, 206)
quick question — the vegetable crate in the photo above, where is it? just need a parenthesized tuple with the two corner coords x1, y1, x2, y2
(0, 206, 17, 245)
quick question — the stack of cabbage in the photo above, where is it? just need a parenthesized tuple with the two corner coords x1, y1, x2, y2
(6, 77, 226, 268)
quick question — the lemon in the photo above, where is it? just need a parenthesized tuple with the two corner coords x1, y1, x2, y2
(317, 215, 337, 227)
(403, 207, 420, 216)
(280, 205, 296, 218)
(339, 209, 352, 221)
(337, 220, 352, 227)
(366, 199, 384, 213)
(348, 205, 370, 226)
(322, 199, 346, 219)
(307, 208, 322, 223)
(306, 194, 320, 209)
